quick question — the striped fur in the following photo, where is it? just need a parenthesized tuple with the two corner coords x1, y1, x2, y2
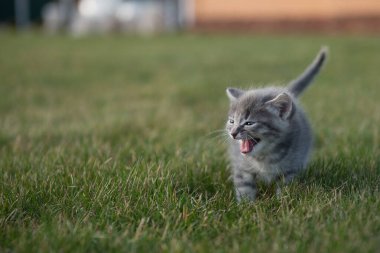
(225, 48, 328, 202)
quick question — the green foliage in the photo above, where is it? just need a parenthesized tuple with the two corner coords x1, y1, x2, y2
(0, 33, 379, 253)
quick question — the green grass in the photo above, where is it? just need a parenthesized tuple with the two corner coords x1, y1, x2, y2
(0, 32, 379, 253)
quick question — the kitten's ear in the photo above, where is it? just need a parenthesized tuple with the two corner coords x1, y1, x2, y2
(265, 93, 294, 120)
(226, 87, 244, 101)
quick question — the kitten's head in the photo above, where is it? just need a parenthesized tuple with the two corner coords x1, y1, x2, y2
(226, 87, 295, 156)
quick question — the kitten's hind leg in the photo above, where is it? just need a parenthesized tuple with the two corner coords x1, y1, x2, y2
(234, 171, 257, 202)
(275, 170, 297, 198)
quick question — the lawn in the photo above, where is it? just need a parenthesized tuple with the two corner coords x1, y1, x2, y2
(0, 32, 379, 253)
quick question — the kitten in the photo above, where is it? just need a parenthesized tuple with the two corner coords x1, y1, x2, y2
(226, 47, 328, 202)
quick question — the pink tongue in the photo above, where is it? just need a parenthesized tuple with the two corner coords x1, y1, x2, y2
(240, 140, 253, 153)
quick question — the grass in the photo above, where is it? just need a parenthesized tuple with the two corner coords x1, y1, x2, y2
(0, 32, 379, 253)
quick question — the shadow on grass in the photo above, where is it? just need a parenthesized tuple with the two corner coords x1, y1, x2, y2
(299, 152, 379, 193)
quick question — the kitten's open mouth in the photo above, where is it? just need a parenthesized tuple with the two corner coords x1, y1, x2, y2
(240, 138, 260, 154)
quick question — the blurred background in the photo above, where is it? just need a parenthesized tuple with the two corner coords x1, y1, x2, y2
(1, 0, 380, 35)
(0, 0, 379, 152)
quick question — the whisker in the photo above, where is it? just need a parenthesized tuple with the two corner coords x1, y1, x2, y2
(204, 129, 227, 138)
(202, 131, 231, 146)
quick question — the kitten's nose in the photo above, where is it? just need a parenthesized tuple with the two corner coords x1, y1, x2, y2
(231, 131, 239, 139)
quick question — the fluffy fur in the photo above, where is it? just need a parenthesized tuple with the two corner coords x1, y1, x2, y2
(225, 47, 328, 202)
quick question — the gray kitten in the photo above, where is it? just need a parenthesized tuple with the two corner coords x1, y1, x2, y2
(226, 47, 328, 202)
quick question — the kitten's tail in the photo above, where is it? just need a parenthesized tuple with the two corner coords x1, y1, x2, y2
(287, 46, 328, 97)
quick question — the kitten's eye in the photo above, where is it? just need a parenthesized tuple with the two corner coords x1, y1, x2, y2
(229, 119, 234, 124)
(245, 121, 255, 126)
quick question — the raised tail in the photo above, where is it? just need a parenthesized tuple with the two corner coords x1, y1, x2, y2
(287, 47, 328, 97)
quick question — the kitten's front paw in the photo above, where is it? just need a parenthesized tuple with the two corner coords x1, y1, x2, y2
(276, 187, 282, 199)
(236, 187, 257, 202)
